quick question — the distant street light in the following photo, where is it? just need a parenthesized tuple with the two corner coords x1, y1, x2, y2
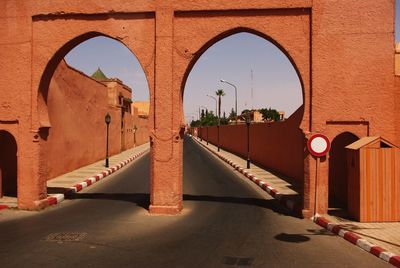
(246, 112, 251, 169)
(105, 113, 111, 168)
(199, 105, 208, 120)
(133, 125, 137, 147)
(217, 124, 220, 152)
(206, 94, 219, 149)
(206, 94, 217, 116)
(206, 126, 209, 145)
(220, 79, 238, 124)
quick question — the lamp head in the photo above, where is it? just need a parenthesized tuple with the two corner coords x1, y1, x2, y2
(105, 113, 111, 124)
(220, 79, 225, 83)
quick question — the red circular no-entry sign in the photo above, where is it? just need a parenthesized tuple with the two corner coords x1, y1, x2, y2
(307, 134, 330, 157)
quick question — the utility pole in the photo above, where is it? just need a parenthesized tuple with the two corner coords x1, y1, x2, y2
(251, 69, 254, 110)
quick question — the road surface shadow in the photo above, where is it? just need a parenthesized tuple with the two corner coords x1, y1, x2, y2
(274, 229, 335, 243)
(65, 192, 150, 209)
(66, 192, 299, 218)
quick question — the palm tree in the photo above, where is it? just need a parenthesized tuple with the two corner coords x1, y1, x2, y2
(215, 89, 225, 119)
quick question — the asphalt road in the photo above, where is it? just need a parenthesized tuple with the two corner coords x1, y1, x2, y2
(0, 137, 390, 267)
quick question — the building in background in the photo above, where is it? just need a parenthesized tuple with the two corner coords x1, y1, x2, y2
(132, 101, 150, 117)
(131, 101, 150, 147)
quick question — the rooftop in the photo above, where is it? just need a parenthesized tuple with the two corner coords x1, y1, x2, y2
(91, 68, 108, 81)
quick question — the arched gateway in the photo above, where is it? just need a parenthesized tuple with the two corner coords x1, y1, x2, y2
(1, 1, 398, 217)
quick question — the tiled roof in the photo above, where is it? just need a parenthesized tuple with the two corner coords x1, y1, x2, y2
(91, 68, 108, 81)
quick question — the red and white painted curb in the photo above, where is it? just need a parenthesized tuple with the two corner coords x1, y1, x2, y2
(314, 215, 400, 267)
(193, 137, 400, 267)
(0, 205, 8, 211)
(43, 148, 150, 207)
(193, 138, 301, 214)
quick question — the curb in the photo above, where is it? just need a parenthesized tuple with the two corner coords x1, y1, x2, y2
(314, 215, 400, 267)
(42, 148, 150, 208)
(192, 137, 301, 215)
(0, 205, 8, 211)
(193, 137, 400, 267)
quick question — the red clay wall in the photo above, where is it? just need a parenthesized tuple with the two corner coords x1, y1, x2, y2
(201, 107, 305, 182)
(135, 117, 150, 146)
(396, 76, 400, 146)
(46, 60, 147, 179)
(131, 106, 149, 146)
(1, 0, 398, 213)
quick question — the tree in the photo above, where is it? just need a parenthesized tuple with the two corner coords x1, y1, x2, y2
(220, 117, 229, 125)
(215, 89, 225, 119)
(190, 119, 201, 127)
(241, 109, 251, 116)
(259, 107, 280, 122)
(228, 108, 236, 121)
(241, 109, 253, 121)
(200, 111, 218, 126)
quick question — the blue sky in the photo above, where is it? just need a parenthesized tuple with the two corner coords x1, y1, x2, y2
(184, 33, 302, 119)
(397, 0, 400, 42)
(65, 3, 400, 122)
(65, 38, 149, 101)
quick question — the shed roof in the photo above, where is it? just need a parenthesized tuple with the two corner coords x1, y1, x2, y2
(345, 136, 397, 150)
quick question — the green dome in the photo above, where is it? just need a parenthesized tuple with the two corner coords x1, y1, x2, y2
(91, 68, 108, 81)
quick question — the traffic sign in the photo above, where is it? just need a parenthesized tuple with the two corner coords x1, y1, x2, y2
(307, 134, 330, 157)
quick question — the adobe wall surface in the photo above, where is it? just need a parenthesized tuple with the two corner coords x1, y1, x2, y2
(200, 107, 304, 182)
(0, 0, 397, 215)
(396, 76, 400, 146)
(396, 45, 400, 146)
(134, 118, 150, 147)
(132, 102, 150, 117)
(47, 60, 138, 179)
(308, 1, 396, 215)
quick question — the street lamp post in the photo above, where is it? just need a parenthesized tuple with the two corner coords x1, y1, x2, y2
(206, 126, 209, 145)
(217, 124, 220, 152)
(217, 101, 221, 152)
(246, 112, 251, 169)
(133, 125, 137, 147)
(206, 94, 218, 116)
(105, 113, 111, 168)
(206, 94, 219, 149)
(220, 79, 238, 124)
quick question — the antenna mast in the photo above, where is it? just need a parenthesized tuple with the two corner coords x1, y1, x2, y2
(251, 69, 254, 110)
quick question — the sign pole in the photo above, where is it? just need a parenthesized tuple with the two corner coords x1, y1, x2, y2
(307, 133, 331, 217)
(314, 157, 320, 216)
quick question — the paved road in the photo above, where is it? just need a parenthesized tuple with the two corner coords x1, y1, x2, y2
(0, 137, 390, 267)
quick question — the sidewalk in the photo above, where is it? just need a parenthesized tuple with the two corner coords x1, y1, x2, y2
(0, 143, 150, 209)
(193, 137, 400, 262)
(323, 214, 400, 256)
(194, 137, 303, 212)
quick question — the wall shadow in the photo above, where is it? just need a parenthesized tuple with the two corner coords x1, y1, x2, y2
(328, 132, 358, 210)
(65, 192, 301, 218)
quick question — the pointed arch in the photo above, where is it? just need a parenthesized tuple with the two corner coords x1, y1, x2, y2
(180, 27, 305, 109)
(37, 32, 150, 129)
(0, 130, 18, 197)
(329, 132, 359, 211)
